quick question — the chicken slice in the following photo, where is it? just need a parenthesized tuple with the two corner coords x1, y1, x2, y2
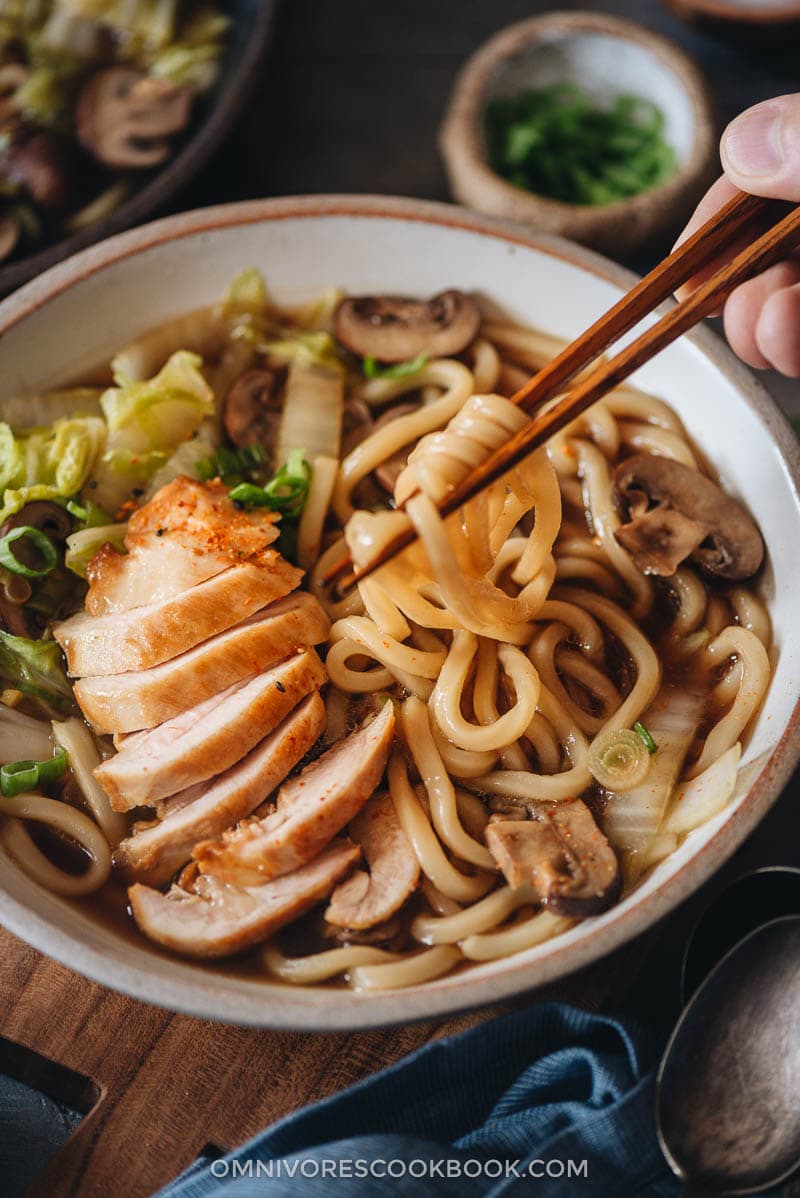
(95, 649, 326, 811)
(129, 838, 360, 959)
(74, 593, 329, 733)
(325, 790, 419, 930)
(194, 701, 395, 886)
(86, 478, 280, 615)
(54, 555, 302, 677)
(114, 692, 326, 886)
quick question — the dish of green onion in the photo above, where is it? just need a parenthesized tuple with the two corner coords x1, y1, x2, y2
(485, 83, 677, 207)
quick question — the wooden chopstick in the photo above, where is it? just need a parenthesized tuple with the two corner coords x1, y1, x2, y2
(332, 192, 793, 593)
(323, 191, 767, 590)
(508, 190, 769, 417)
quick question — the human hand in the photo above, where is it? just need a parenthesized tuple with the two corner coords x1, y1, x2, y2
(676, 95, 800, 375)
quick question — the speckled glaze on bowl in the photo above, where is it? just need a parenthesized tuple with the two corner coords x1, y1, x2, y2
(0, 195, 798, 1030)
(440, 11, 718, 257)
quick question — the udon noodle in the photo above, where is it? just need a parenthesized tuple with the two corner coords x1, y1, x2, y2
(0, 274, 772, 990)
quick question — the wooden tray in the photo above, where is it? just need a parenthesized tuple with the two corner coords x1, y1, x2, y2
(0, 924, 651, 1197)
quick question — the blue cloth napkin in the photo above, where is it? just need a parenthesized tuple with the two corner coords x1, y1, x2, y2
(155, 1003, 681, 1197)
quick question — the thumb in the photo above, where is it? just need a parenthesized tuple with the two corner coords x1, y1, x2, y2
(721, 95, 800, 200)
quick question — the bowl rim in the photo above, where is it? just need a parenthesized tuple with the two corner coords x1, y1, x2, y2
(439, 10, 717, 229)
(0, 193, 799, 1030)
(0, 0, 277, 296)
(669, 0, 800, 22)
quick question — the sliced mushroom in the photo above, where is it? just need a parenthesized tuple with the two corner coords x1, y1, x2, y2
(0, 503, 77, 637)
(334, 289, 481, 362)
(0, 575, 34, 637)
(341, 397, 373, 456)
(0, 211, 19, 263)
(0, 501, 74, 545)
(325, 790, 419, 930)
(2, 132, 76, 211)
(0, 63, 28, 125)
(76, 68, 192, 169)
(223, 368, 282, 450)
(0, 502, 74, 637)
(613, 454, 764, 581)
(485, 797, 621, 917)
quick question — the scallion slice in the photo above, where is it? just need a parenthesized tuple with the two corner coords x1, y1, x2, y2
(196, 444, 270, 485)
(1, 747, 68, 798)
(0, 526, 58, 578)
(633, 720, 658, 755)
(588, 728, 651, 792)
(363, 353, 428, 380)
(67, 499, 111, 528)
(229, 449, 312, 518)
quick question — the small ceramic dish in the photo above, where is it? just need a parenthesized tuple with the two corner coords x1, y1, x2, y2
(0, 195, 798, 1029)
(0, 0, 276, 297)
(440, 11, 718, 257)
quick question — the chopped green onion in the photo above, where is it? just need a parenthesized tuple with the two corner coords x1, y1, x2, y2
(196, 443, 270, 485)
(261, 448, 311, 514)
(67, 499, 111, 528)
(363, 354, 428, 380)
(228, 482, 271, 507)
(485, 84, 676, 207)
(0, 526, 58, 578)
(229, 449, 312, 518)
(227, 450, 312, 562)
(588, 728, 651, 792)
(1, 747, 68, 798)
(633, 720, 658, 755)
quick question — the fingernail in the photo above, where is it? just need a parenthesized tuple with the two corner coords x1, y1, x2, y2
(724, 103, 784, 177)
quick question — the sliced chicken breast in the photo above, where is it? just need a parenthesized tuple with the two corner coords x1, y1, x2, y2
(325, 790, 419, 930)
(75, 593, 329, 733)
(194, 701, 395, 886)
(86, 478, 280, 615)
(55, 556, 302, 677)
(114, 692, 326, 886)
(129, 838, 360, 958)
(95, 650, 326, 811)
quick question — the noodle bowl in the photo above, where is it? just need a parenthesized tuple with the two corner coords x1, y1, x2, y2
(0, 199, 795, 1026)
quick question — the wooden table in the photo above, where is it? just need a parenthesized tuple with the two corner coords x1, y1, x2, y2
(3, 2, 800, 1193)
(0, 925, 651, 1196)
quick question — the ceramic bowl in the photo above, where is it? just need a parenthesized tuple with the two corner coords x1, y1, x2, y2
(664, 0, 800, 38)
(440, 11, 718, 257)
(0, 0, 276, 297)
(0, 195, 798, 1029)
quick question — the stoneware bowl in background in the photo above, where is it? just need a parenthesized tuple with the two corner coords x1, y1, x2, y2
(440, 11, 718, 258)
(0, 195, 798, 1029)
(0, 0, 276, 297)
(664, 0, 800, 40)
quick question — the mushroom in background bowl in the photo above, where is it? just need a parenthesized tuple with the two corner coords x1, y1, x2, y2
(0, 0, 275, 295)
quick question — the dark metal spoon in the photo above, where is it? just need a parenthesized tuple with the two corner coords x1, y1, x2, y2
(657, 915, 800, 1195)
(681, 866, 800, 1005)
